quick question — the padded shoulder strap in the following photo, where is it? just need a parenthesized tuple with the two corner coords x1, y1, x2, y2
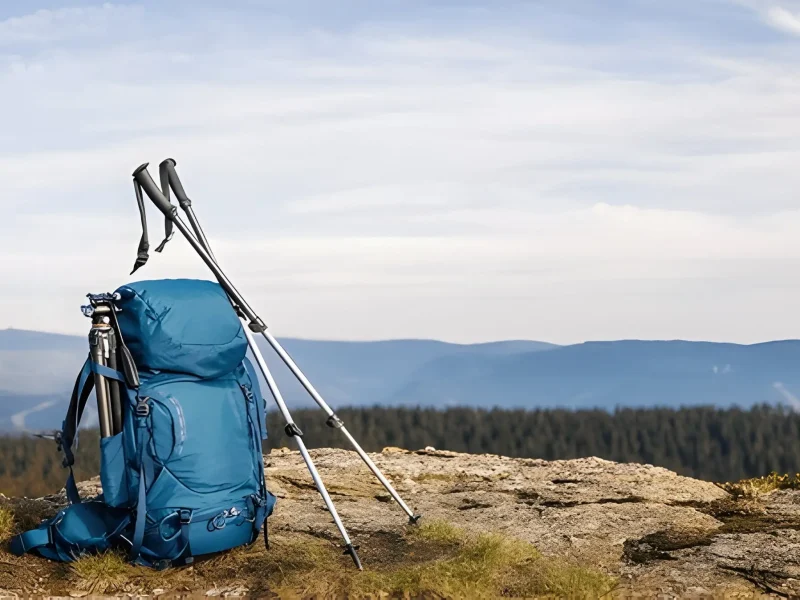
(59, 358, 126, 504)
(59, 358, 94, 504)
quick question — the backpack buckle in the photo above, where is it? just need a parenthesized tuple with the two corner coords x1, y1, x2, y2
(178, 509, 192, 524)
(135, 398, 150, 418)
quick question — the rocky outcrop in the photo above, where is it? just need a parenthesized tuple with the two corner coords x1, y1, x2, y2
(266, 447, 799, 597)
(4, 447, 800, 598)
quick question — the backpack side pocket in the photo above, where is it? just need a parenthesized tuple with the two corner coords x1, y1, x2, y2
(100, 432, 129, 507)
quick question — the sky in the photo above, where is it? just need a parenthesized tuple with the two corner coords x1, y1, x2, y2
(2, 0, 800, 345)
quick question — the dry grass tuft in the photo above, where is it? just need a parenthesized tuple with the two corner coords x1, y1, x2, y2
(7, 519, 614, 598)
(718, 472, 800, 498)
(67, 550, 176, 596)
(0, 508, 14, 542)
(69, 551, 130, 594)
(249, 520, 615, 599)
(413, 519, 465, 545)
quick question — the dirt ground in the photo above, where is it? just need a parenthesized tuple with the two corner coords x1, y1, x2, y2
(1, 447, 798, 598)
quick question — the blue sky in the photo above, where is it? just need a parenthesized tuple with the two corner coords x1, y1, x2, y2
(3, 0, 800, 344)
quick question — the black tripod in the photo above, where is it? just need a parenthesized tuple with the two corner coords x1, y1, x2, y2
(132, 160, 421, 569)
(81, 295, 124, 438)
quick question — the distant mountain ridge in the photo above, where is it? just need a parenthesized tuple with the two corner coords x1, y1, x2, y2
(0, 328, 798, 432)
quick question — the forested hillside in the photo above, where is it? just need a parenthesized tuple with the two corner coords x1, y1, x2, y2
(1, 405, 798, 497)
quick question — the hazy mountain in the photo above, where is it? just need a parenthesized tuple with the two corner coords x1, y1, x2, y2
(0, 328, 556, 431)
(389, 339, 800, 409)
(1, 328, 799, 432)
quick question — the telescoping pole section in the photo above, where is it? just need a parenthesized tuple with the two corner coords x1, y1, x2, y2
(132, 163, 364, 569)
(154, 159, 421, 525)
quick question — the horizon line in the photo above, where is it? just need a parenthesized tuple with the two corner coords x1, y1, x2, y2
(3, 327, 800, 348)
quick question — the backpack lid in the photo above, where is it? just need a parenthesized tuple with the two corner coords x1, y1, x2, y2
(114, 278, 247, 379)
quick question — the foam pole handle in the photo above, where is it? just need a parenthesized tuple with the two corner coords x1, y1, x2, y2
(159, 159, 191, 208)
(133, 163, 176, 218)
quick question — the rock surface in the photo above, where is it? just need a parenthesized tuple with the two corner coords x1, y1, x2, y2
(265, 447, 799, 597)
(5, 447, 800, 597)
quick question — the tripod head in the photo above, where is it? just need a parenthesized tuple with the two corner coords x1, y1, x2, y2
(81, 292, 121, 319)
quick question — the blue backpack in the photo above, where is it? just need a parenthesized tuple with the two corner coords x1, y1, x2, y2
(10, 278, 276, 568)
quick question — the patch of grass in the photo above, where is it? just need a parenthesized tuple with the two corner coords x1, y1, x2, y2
(380, 526, 612, 599)
(718, 472, 800, 498)
(249, 520, 615, 599)
(0, 508, 13, 542)
(5, 519, 614, 598)
(68, 550, 145, 596)
(413, 519, 465, 545)
(69, 551, 129, 590)
(67, 550, 174, 596)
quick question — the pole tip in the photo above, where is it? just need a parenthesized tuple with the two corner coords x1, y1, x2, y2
(132, 163, 150, 177)
(343, 544, 363, 570)
(409, 514, 422, 525)
(160, 158, 177, 167)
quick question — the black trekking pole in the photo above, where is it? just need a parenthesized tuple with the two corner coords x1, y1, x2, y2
(157, 158, 421, 526)
(132, 162, 364, 569)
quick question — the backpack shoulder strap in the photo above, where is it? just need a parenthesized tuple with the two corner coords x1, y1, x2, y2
(59, 357, 126, 505)
(59, 357, 94, 504)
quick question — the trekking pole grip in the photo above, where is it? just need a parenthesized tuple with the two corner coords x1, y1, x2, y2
(159, 159, 192, 208)
(133, 163, 177, 219)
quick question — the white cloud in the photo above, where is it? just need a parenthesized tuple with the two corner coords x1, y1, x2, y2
(0, 3, 142, 45)
(729, 0, 800, 35)
(765, 5, 800, 34)
(3, 1, 800, 344)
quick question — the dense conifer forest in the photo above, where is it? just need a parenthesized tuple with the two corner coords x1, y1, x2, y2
(1, 405, 798, 497)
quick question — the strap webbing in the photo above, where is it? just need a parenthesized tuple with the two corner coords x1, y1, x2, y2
(131, 180, 173, 275)
(243, 357, 270, 547)
(131, 181, 150, 274)
(59, 358, 125, 504)
(130, 415, 154, 561)
(91, 362, 125, 382)
(61, 358, 94, 465)
(9, 527, 50, 555)
(130, 465, 147, 561)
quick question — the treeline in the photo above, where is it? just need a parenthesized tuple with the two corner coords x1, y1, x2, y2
(2, 405, 799, 497)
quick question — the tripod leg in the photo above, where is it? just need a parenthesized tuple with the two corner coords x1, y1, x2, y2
(262, 330, 421, 523)
(89, 327, 113, 438)
(107, 328, 123, 435)
(242, 327, 362, 569)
